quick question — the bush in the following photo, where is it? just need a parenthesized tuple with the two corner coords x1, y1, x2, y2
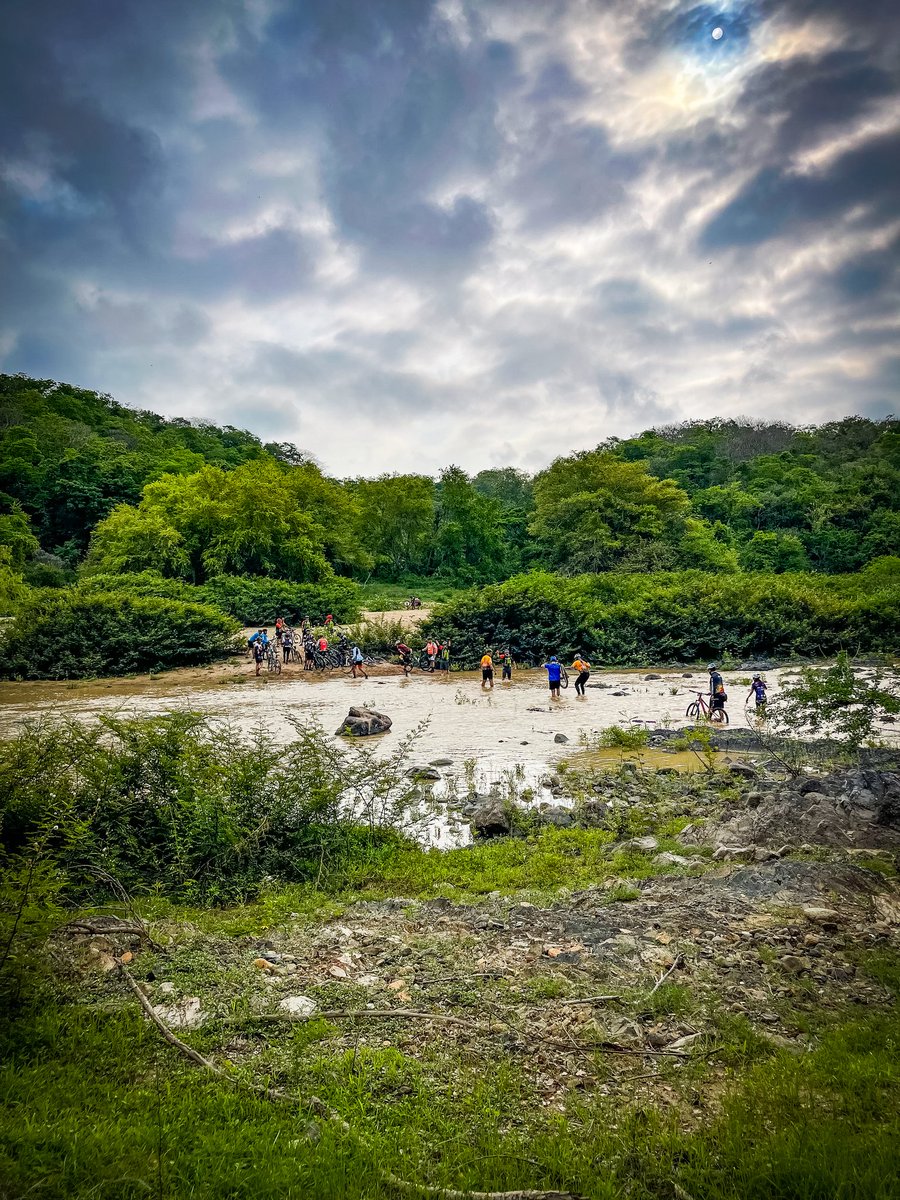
(0, 714, 421, 904)
(75, 570, 197, 602)
(429, 567, 900, 666)
(0, 592, 240, 679)
(197, 574, 361, 624)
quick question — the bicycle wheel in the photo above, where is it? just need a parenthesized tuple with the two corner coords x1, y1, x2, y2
(685, 701, 700, 719)
(711, 707, 729, 724)
(560, 667, 569, 689)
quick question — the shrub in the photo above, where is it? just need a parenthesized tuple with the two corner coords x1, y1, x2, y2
(429, 568, 900, 666)
(197, 574, 361, 624)
(75, 570, 197, 602)
(0, 592, 240, 679)
(0, 714, 421, 904)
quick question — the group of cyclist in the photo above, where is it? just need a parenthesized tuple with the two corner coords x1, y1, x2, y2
(247, 620, 771, 722)
(394, 637, 451, 675)
(246, 619, 368, 678)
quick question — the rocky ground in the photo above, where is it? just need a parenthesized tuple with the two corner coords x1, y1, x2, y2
(59, 756, 900, 1124)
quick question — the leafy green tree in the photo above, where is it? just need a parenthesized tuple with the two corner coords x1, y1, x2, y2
(349, 474, 435, 578)
(0, 507, 39, 569)
(530, 451, 691, 572)
(740, 531, 810, 573)
(0, 549, 32, 617)
(772, 653, 900, 751)
(678, 518, 740, 572)
(433, 466, 507, 582)
(85, 460, 368, 583)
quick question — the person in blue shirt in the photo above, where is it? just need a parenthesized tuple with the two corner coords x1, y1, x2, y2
(248, 628, 270, 675)
(350, 643, 368, 679)
(543, 655, 562, 700)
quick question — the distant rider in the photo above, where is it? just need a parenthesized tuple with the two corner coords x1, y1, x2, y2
(747, 674, 768, 713)
(480, 650, 494, 690)
(350, 644, 368, 679)
(543, 656, 562, 700)
(572, 653, 591, 696)
(708, 663, 727, 716)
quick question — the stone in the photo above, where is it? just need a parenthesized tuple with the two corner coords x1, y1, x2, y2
(336, 708, 392, 737)
(429, 758, 453, 767)
(279, 995, 317, 1018)
(667, 1032, 702, 1051)
(653, 852, 693, 867)
(727, 763, 757, 780)
(622, 836, 659, 852)
(803, 906, 840, 924)
(799, 778, 828, 795)
(644, 673, 662, 681)
(682, 673, 693, 678)
(713, 845, 754, 861)
(540, 805, 574, 828)
(553, 733, 570, 744)
(780, 954, 811, 975)
(253, 957, 276, 973)
(328, 964, 348, 979)
(152, 996, 204, 1029)
(407, 766, 440, 781)
(470, 798, 511, 838)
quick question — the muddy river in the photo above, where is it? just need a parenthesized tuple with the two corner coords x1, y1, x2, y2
(0, 661, 795, 771)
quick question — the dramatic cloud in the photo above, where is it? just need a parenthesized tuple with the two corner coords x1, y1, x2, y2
(2, 0, 898, 475)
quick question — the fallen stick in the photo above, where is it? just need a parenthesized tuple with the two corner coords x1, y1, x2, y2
(225, 1008, 477, 1028)
(556, 995, 621, 1007)
(116, 962, 583, 1200)
(648, 955, 684, 997)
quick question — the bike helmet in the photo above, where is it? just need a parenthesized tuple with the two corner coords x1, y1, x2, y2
(550, 655, 558, 663)
(707, 663, 717, 671)
(752, 673, 761, 681)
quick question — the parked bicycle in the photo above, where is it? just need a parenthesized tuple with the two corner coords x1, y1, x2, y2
(265, 643, 282, 675)
(685, 690, 728, 724)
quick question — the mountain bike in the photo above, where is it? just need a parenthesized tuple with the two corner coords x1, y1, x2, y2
(560, 666, 569, 689)
(685, 691, 728, 724)
(265, 643, 281, 675)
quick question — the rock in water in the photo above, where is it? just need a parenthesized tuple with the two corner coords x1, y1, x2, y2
(470, 798, 511, 838)
(336, 707, 392, 737)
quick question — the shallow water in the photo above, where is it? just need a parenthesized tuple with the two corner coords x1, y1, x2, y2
(0, 663, 796, 774)
(2, 663, 895, 849)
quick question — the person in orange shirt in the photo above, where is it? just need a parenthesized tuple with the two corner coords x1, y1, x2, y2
(571, 653, 591, 696)
(425, 639, 438, 671)
(480, 650, 494, 690)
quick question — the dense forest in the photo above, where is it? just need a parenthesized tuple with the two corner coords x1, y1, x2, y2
(2, 373, 898, 588)
(1, 372, 898, 675)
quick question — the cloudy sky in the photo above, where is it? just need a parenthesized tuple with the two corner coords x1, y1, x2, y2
(2, 0, 898, 476)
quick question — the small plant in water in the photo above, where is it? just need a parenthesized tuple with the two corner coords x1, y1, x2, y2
(598, 725, 650, 750)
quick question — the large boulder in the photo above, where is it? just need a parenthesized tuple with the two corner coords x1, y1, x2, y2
(335, 707, 392, 737)
(470, 798, 511, 838)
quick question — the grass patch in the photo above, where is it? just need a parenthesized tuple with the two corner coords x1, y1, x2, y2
(3, 972, 899, 1200)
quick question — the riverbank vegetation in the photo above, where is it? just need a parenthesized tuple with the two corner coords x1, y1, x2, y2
(429, 560, 900, 666)
(2, 709, 899, 1200)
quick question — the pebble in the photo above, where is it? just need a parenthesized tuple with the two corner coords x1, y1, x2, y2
(803, 907, 840, 924)
(253, 957, 276, 973)
(279, 995, 316, 1018)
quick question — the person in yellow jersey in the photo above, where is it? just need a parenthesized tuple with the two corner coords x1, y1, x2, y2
(480, 649, 494, 690)
(571, 652, 591, 696)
